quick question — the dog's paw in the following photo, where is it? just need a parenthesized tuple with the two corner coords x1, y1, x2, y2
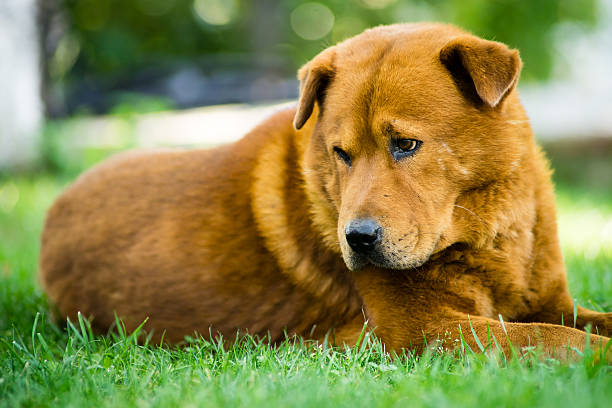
(588, 313, 612, 337)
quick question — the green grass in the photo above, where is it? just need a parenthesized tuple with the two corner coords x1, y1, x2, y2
(1, 146, 611, 407)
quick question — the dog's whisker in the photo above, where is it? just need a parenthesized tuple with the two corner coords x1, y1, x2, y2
(454, 205, 485, 225)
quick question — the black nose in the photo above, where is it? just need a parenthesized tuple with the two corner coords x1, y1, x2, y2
(345, 219, 381, 254)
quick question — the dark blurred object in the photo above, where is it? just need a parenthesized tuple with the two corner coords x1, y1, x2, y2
(543, 137, 612, 194)
(40, 0, 600, 117)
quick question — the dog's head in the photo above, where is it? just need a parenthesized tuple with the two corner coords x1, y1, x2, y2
(295, 23, 530, 271)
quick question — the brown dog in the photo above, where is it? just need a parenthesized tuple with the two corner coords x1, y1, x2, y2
(40, 23, 612, 359)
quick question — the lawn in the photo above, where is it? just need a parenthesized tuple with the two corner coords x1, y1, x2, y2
(0, 142, 611, 407)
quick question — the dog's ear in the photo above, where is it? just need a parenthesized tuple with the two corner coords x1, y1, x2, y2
(440, 36, 521, 108)
(293, 47, 336, 130)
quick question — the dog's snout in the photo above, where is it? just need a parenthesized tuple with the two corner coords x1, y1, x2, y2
(345, 219, 381, 254)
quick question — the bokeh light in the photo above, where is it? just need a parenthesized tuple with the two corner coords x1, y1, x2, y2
(49, 34, 81, 80)
(290, 3, 335, 41)
(193, 0, 238, 26)
(559, 208, 612, 259)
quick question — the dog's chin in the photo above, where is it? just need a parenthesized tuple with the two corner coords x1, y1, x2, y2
(342, 250, 430, 272)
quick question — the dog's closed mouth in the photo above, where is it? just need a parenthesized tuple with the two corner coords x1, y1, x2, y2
(347, 249, 430, 272)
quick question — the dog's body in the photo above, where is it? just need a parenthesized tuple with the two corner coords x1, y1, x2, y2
(41, 116, 362, 344)
(41, 23, 611, 358)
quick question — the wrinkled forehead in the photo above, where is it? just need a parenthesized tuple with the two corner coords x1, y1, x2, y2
(322, 26, 467, 143)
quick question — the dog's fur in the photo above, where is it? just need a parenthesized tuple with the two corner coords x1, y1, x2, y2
(40, 23, 612, 359)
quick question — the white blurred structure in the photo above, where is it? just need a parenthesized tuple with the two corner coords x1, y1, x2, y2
(0, 0, 42, 169)
(520, 0, 612, 140)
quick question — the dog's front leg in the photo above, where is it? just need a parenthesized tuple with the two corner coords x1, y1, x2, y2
(571, 307, 612, 337)
(525, 298, 612, 337)
(426, 313, 612, 362)
(351, 269, 611, 361)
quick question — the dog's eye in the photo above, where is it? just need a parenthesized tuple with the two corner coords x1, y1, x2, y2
(398, 139, 419, 151)
(333, 146, 352, 167)
(391, 138, 422, 161)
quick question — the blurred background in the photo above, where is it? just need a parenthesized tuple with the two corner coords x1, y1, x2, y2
(1, 0, 612, 170)
(0, 1, 610, 314)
